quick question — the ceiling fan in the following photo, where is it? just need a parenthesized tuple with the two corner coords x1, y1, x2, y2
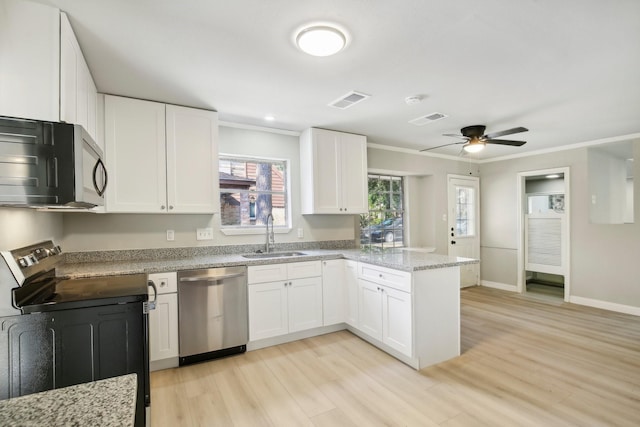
(420, 125, 528, 153)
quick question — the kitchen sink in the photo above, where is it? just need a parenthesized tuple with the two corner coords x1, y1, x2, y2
(242, 251, 307, 259)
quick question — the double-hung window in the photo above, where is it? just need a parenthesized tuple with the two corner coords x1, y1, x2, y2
(219, 156, 289, 230)
(360, 174, 404, 249)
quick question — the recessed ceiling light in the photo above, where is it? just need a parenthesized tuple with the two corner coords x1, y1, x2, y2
(295, 25, 346, 57)
(264, 115, 275, 121)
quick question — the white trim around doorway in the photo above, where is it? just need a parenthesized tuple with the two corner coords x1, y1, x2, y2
(516, 167, 571, 302)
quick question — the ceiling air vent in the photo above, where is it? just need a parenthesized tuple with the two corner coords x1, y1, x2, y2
(409, 112, 448, 126)
(329, 91, 371, 109)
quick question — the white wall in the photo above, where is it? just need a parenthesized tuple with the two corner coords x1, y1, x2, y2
(61, 125, 356, 251)
(0, 208, 63, 251)
(367, 147, 479, 254)
(588, 149, 628, 224)
(480, 140, 640, 308)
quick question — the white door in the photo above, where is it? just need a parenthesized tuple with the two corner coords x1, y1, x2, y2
(448, 175, 480, 287)
(288, 277, 323, 333)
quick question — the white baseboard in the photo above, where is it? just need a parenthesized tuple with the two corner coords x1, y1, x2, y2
(247, 323, 346, 351)
(481, 280, 517, 292)
(569, 296, 640, 316)
(150, 357, 179, 372)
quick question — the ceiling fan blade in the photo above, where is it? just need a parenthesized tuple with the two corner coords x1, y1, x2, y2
(485, 139, 527, 147)
(443, 133, 467, 139)
(484, 127, 528, 139)
(419, 141, 465, 152)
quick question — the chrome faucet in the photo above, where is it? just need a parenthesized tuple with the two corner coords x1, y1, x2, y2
(265, 213, 275, 253)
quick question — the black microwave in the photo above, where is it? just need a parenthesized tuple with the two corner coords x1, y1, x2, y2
(0, 116, 107, 208)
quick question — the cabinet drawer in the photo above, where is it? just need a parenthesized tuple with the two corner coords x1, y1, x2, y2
(248, 264, 288, 284)
(148, 272, 177, 294)
(287, 261, 322, 279)
(358, 262, 411, 293)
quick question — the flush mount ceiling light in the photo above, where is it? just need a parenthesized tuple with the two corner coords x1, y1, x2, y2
(295, 25, 347, 56)
(462, 137, 485, 153)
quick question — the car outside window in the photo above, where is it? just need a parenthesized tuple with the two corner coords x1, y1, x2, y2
(361, 174, 404, 250)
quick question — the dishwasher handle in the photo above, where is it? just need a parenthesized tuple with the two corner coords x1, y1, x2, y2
(145, 280, 158, 313)
(179, 272, 246, 283)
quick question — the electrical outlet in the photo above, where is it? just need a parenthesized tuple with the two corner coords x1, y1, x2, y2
(297, 228, 304, 238)
(166, 230, 175, 241)
(196, 228, 213, 241)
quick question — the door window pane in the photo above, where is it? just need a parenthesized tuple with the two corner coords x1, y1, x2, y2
(455, 186, 476, 237)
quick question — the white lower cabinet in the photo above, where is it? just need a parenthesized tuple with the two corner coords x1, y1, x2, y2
(358, 279, 383, 339)
(148, 272, 179, 370)
(248, 261, 323, 341)
(288, 277, 323, 332)
(345, 260, 359, 327)
(358, 271, 413, 357)
(381, 285, 412, 356)
(322, 259, 346, 326)
(248, 281, 288, 340)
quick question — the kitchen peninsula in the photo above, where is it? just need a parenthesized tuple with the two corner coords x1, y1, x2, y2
(57, 245, 477, 369)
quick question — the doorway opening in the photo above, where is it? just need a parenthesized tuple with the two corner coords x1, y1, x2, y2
(517, 167, 570, 302)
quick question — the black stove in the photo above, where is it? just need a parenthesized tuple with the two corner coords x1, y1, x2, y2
(1, 240, 149, 314)
(0, 240, 151, 427)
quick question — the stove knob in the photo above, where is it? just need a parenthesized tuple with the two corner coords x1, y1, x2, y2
(19, 257, 30, 267)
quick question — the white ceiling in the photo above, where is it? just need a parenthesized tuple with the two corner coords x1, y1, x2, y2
(38, 0, 640, 159)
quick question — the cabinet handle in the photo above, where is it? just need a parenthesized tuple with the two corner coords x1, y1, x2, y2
(379, 274, 383, 278)
(169, 205, 174, 210)
(161, 205, 166, 210)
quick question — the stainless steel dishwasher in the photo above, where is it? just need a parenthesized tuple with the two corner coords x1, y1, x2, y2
(177, 266, 248, 365)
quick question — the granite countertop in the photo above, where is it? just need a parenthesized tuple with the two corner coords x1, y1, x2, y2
(56, 246, 478, 278)
(0, 374, 137, 427)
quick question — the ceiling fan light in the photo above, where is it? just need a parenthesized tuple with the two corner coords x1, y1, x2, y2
(463, 142, 485, 153)
(296, 25, 346, 56)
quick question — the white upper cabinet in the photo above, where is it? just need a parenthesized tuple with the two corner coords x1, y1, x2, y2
(105, 96, 166, 213)
(165, 104, 219, 214)
(0, 0, 60, 122)
(0, 3, 98, 141)
(60, 12, 98, 142)
(300, 128, 368, 214)
(104, 95, 219, 214)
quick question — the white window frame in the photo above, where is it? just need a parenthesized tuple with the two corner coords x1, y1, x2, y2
(361, 174, 405, 249)
(219, 153, 292, 235)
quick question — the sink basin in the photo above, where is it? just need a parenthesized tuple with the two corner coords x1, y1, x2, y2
(242, 251, 307, 259)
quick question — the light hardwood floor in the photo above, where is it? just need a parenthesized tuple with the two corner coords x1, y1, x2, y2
(150, 286, 640, 426)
